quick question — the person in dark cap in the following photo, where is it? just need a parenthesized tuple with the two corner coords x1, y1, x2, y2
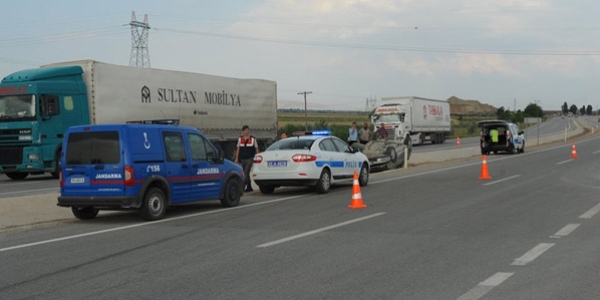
(376, 123, 388, 140)
(235, 125, 260, 192)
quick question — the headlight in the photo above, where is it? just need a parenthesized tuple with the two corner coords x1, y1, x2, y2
(19, 135, 32, 141)
(28, 153, 40, 160)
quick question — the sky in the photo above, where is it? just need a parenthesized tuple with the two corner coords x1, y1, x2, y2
(1, 0, 600, 112)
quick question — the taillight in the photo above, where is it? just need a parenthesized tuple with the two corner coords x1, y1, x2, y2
(254, 155, 263, 164)
(292, 154, 317, 162)
(124, 166, 134, 187)
(59, 170, 64, 188)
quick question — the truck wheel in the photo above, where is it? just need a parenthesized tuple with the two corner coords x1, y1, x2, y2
(221, 178, 242, 207)
(259, 185, 275, 195)
(50, 151, 61, 179)
(140, 187, 167, 221)
(316, 169, 331, 194)
(358, 164, 369, 186)
(71, 207, 99, 220)
(6, 172, 28, 180)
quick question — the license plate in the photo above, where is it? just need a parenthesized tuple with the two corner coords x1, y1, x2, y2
(70, 177, 85, 184)
(267, 160, 287, 167)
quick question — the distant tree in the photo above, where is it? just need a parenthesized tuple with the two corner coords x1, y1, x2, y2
(580, 105, 586, 115)
(524, 102, 543, 118)
(562, 102, 569, 114)
(496, 106, 514, 120)
(569, 104, 578, 115)
(514, 110, 525, 123)
(586, 105, 593, 115)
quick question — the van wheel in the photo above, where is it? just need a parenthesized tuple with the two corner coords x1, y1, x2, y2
(71, 207, 99, 220)
(358, 164, 369, 186)
(316, 169, 331, 194)
(259, 185, 275, 195)
(140, 187, 167, 221)
(221, 178, 242, 207)
(519, 142, 525, 153)
(6, 172, 28, 180)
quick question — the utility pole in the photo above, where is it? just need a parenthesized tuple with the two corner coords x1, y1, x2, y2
(298, 91, 312, 131)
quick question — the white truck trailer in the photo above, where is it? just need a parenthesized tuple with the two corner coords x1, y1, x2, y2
(0, 60, 277, 179)
(372, 96, 451, 146)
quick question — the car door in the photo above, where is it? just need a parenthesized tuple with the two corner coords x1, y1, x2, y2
(187, 132, 221, 200)
(318, 138, 343, 179)
(331, 137, 356, 179)
(510, 124, 524, 148)
(161, 130, 192, 203)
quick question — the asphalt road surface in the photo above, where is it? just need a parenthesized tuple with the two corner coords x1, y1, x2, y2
(1, 132, 600, 299)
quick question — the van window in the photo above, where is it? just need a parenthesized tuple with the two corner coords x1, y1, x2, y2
(187, 133, 210, 161)
(163, 132, 187, 162)
(66, 131, 120, 164)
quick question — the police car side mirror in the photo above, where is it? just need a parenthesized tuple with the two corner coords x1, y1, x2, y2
(518, 131, 524, 135)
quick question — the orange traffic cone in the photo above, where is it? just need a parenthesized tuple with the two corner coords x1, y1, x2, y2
(479, 155, 491, 180)
(348, 171, 367, 209)
(456, 136, 461, 147)
(571, 142, 578, 158)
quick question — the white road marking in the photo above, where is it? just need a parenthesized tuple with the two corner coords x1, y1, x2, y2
(580, 203, 600, 219)
(0, 195, 306, 253)
(556, 159, 573, 165)
(482, 175, 521, 186)
(593, 150, 600, 155)
(550, 223, 580, 238)
(456, 272, 513, 300)
(256, 212, 386, 248)
(511, 243, 555, 266)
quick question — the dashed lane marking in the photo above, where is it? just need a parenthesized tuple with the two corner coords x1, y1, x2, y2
(511, 243, 555, 266)
(456, 272, 514, 300)
(580, 203, 600, 219)
(550, 224, 580, 239)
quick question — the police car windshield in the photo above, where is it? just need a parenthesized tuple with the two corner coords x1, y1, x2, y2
(267, 138, 315, 151)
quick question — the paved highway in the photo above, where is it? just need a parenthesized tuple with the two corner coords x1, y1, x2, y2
(1, 131, 599, 299)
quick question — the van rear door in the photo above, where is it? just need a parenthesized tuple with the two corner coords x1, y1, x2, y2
(62, 129, 124, 197)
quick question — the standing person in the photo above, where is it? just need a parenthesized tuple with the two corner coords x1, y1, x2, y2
(348, 122, 358, 146)
(280, 132, 288, 139)
(376, 123, 388, 139)
(235, 125, 260, 192)
(359, 122, 372, 144)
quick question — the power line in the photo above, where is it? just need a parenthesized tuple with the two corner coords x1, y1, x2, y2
(156, 27, 600, 56)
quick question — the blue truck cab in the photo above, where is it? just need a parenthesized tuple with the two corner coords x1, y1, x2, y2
(57, 121, 245, 221)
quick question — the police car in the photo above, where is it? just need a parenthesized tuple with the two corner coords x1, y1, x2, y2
(478, 120, 525, 155)
(252, 131, 370, 194)
(58, 121, 245, 221)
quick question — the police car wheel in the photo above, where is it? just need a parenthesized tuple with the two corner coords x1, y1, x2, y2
(221, 178, 242, 207)
(140, 187, 167, 221)
(71, 207, 99, 220)
(358, 165, 369, 187)
(259, 185, 275, 195)
(316, 169, 331, 194)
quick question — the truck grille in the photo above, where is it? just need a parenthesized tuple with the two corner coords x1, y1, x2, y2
(0, 146, 24, 165)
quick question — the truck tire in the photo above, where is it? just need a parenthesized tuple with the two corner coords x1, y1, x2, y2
(50, 151, 61, 179)
(221, 178, 242, 207)
(71, 207, 99, 220)
(140, 187, 167, 221)
(6, 172, 28, 180)
(316, 169, 331, 194)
